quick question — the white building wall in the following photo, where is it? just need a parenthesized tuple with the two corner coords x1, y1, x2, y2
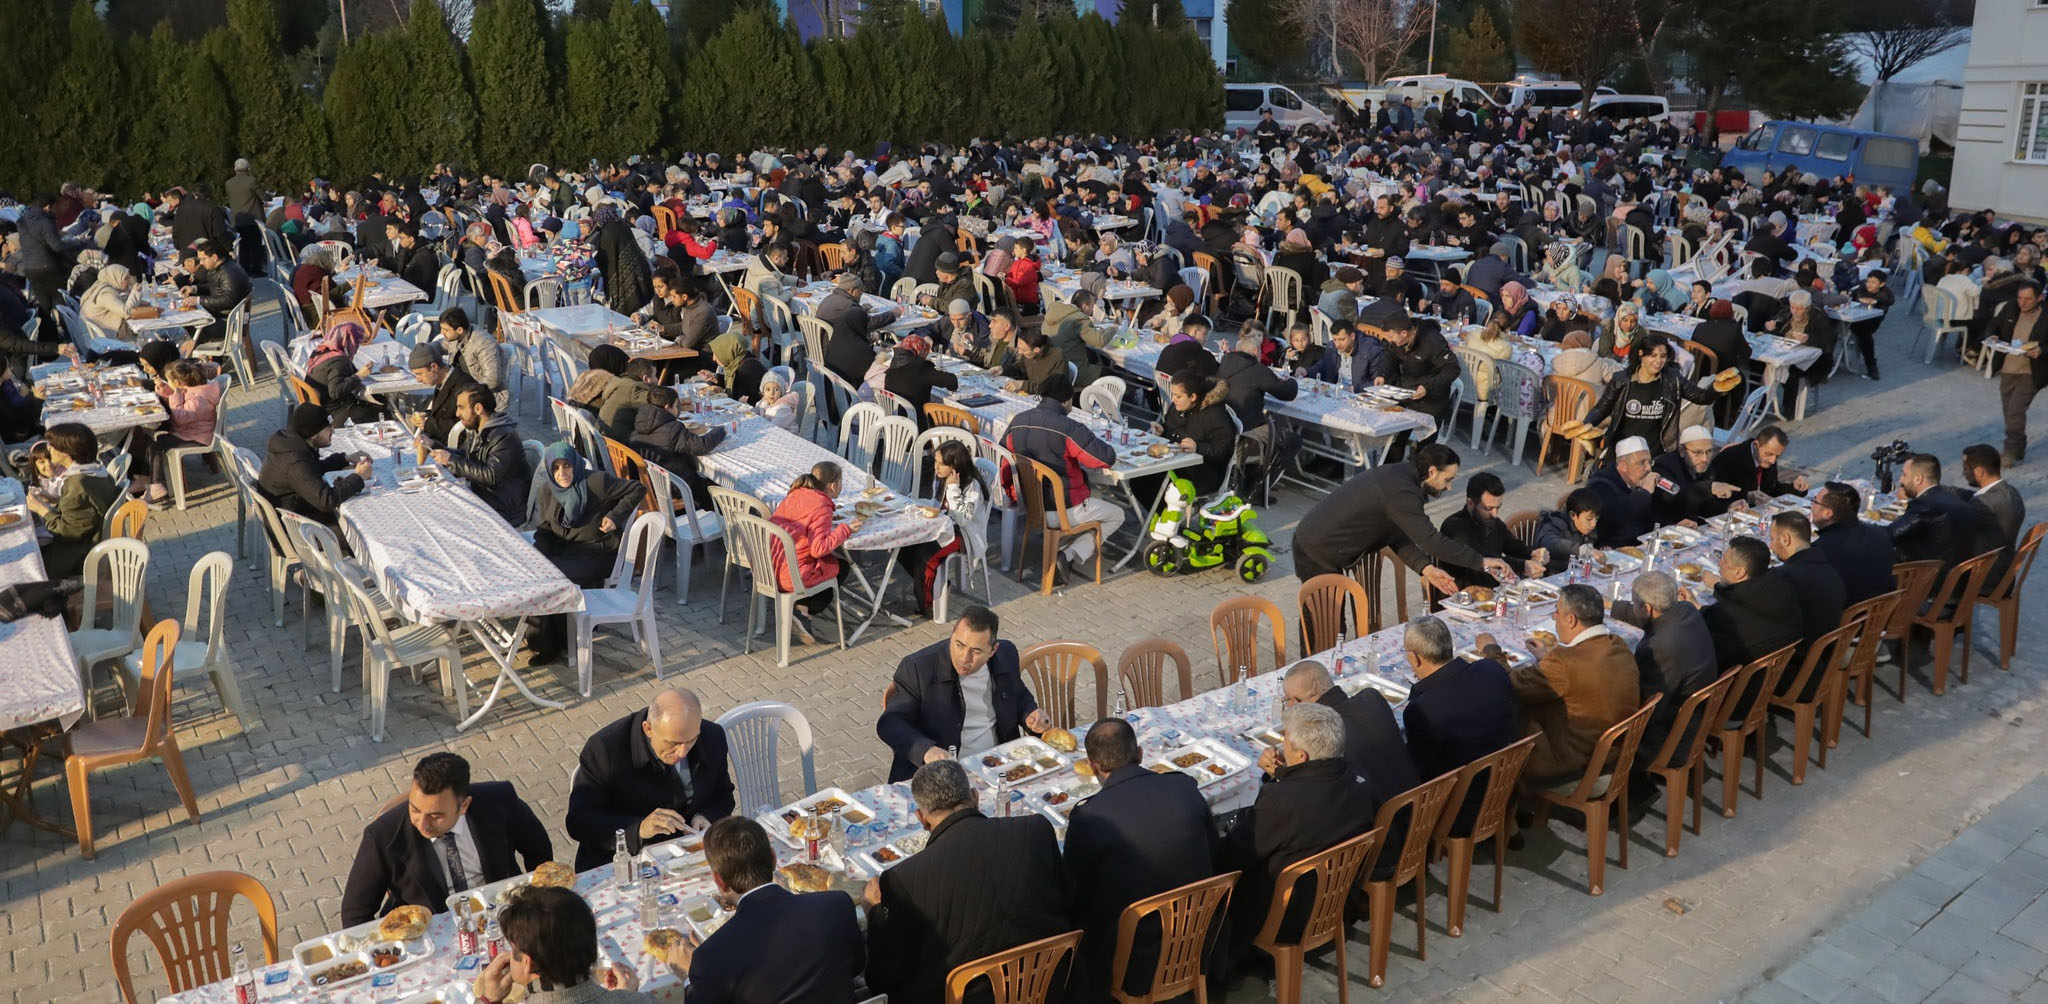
(1954, 1, 2048, 222)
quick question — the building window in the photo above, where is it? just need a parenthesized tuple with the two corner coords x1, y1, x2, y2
(2018, 84, 2048, 163)
(1191, 17, 1211, 45)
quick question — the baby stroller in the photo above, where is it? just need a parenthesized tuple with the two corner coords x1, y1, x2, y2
(1141, 473, 1275, 583)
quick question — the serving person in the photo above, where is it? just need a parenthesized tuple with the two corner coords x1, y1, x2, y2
(655, 817, 865, 1004)
(567, 687, 735, 871)
(1293, 444, 1514, 597)
(1063, 718, 1216, 1001)
(876, 606, 1049, 782)
(862, 760, 1068, 1004)
(340, 752, 553, 926)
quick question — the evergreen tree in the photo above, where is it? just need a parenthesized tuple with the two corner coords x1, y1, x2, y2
(679, 7, 807, 154)
(807, 41, 857, 153)
(219, 0, 306, 186)
(1114, 15, 1163, 136)
(166, 37, 237, 188)
(609, 1, 674, 157)
(472, 0, 557, 175)
(859, 0, 919, 34)
(995, 14, 1058, 139)
(119, 24, 179, 192)
(974, 0, 1021, 37)
(1227, 0, 1306, 75)
(405, 0, 478, 172)
(326, 33, 409, 181)
(561, 16, 621, 162)
(677, 0, 748, 51)
(1067, 13, 1123, 136)
(0, 0, 71, 191)
(844, 25, 900, 147)
(40, 1, 126, 190)
(892, 10, 954, 144)
(1447, 6, 1514, 83)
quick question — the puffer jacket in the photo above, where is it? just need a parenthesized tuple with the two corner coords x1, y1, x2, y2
(437, 411, 529, 524)
(13, 207, 76, 274)
(447, 330, 505, 401)
(161, 376, 224, 445)
(768, 486, 854, 590)
(1530, 509, 1592, 577)
(628, 404, 726, 480)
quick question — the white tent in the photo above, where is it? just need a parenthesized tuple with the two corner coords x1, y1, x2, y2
(1840, 29, 1970, 150)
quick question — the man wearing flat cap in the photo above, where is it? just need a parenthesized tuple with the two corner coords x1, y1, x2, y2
(407, 341, 479, 446)
(258, 403, 374, 525)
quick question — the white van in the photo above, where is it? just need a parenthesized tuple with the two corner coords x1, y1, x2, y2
(1588, 94, 1672, 124)
(1224, 83, 1333, 132)
(1380, 74, 1496, 109)
(1493, 79, 1618, 111)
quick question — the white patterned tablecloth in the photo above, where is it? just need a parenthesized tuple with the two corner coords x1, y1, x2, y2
(37, 364, 167, 439)
(1099, 337, 1436, 441)
(0, 479, 85, 731)
(338, 481, 581, 624)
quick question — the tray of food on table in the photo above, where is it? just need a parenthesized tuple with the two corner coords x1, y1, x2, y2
(757, 787, 878, 846)
(294, 905, 437, 991)
(970, 734, 1076, 788)
(1141, 738, 1253, 788)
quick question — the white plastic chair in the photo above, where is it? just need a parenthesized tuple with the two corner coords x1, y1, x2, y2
(1917, 285, 1968, 364)
(117, 551, 255, 727)
(571, 511, 669, 697)
(976, 437, 1025, 574)
(837, 401, 889, 472)
(874, 388, 919, 423)
(706, 486, 771, 624)
(1451, 346, 1497, 450)
(935, 459, 1002, 624)
(1263, 265, 1304, 331)
(69, 537, 151, 719)
(244, 475, 308, 627)
(871, 415, 920, 492)
(645, 461, 725, 607)
(221, 443, 262, 569)
(162, 374, 233, 510)
(1714, 386, 1773, 448)
(1078, 377, 1125, 424)
(1485, 358, 1545, 466)
(332, 561, 467, 742)
(729, 513, 846, 668)
(1178, 266, 1208, 306)
(715, 700, 818, 815)
(909, 426, 978, 494)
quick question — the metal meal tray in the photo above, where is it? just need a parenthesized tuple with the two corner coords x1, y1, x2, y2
(1142, 738, 1252, 789)
(296, 922, 434, 990)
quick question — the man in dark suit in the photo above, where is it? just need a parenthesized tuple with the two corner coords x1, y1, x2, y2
(1404, 615, 1517, 833)
(1768, 511, 1847, 694)
(1586, 438, 1659, 547)
(1708, 426, 1808, 500)
(1279, 659, 1418, 797)
(816, 272, 898, 389)
(877, 606, 1050, 782)
(863, 760, 1069, 1004)
(1439, 472, 1544, 589)
(1812, 482, 1897, 604)
(341, 753, 552, 926)
(1890, 454, 2006, 576)
(1609, 572, 1720, 758)
(1063, 719, 1216, 1001)
(1292, 444, 1510, 598)
(1964, 444, 2025, 585)
(661, 817, 864, 1003)
(1222, 702, 1381, 960)
(567, 687, 736, 872)
(1693, 536, 1803, 676)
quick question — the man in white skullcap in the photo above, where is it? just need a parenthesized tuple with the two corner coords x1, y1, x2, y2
(1652, 425, 1746, 525)
(1586, 436, 1659, 547)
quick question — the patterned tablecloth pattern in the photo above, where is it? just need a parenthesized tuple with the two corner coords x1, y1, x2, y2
(338, 479, 582, 624)
(0, 479, 86, 731)
(37, 364, 168, 439)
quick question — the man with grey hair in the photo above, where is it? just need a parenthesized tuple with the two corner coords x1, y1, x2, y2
(863, 760, 1067, 1004)
(1500, 582, 1640, 781)
(1218, 324, 1300, 452)
(1402, 616, 1516, 832)
(1223, 701, 1380, 959)
(567, 687, 735, 871)
(1609, 571, 1718, 758)
(1276, 659, 1416, 798)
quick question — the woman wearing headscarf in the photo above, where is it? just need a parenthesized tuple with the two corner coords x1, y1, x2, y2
(704, 330, 766, 404)
(1270, 228, 1328, 291)
(1497, 280, 1541, 337)
(1537, 294, 1595, 343)
(305, 320, 383, 425)
(1551, 330, 1619, 384)
(80, 264, 138, 343)
(1465, 311, 1517, 402)
(528, 440, 646, 663)
(1152, 371, 1237, 496)
(590, 203, 654, 316)
(1145, 284, 1197, 332)
(568, 343, 630, 416)
(1582, 333, 1718, 457)
(1538, 241, 1582, 292)
(1633, 268, 1686, 313)
(881, 335, 959, 424)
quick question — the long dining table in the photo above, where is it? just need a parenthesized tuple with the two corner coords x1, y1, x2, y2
(0, 477, 86, 839)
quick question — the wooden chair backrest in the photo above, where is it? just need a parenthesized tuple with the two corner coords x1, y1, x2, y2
(1018, 640, 1109, 731)
(1369, 771, 1460, 886)
(108, 498, 149, 540)
(1559, 696, 1661, 804)
(924, 402, 982, 434)
(1647, 666, 1740, 772)
(286, 374, 319, 405)
(1296, 573, 1369, 656)
(1541, 375, 1598, 430)
(1720, 645, 1797, 733)
(487, 269, 523, 315)
(1253, 827, 1383, 952)
(1886, 560, 1942, 637)
(1506, 510, 1541, 549)
(1433, 735, 1536, 845)
(1986, 523, 2045, 602)
(1118, 638, 1194, 709)
(1922, 550, 2001, 623)
(112, 869, 279, 1003)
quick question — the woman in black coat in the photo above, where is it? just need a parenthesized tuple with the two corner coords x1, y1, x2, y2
(590, 204, 654, 317)
(529, 440, 647, 663)
(880, 335, 959, 423)
(1582, 333, 1719, 457)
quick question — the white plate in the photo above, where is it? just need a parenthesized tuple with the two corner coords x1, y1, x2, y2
(446, 873, 536, 918)
(393, 987, 478, 1004)
(969, 737, 1073, 789)
(1457, 645, 1533, 669)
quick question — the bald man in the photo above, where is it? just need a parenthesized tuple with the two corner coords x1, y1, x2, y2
(567, 687, 735, 871)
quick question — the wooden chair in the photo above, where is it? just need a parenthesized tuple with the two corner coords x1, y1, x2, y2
(1345, 547, 1411, 634)
(1534, 375, 1602, 483)
(1013, 457, 1102, 595)
(107, 498, 149, 540)
(1118, 638, 1195, 710)
(1296, 573, 1369, 658)
(1249, 827, 1384, 1004)
(1827, 590, 1905, 747)
(1106, 871, 1239, 1004)
(1975, 523, 2044, 672)
(1641, 668, 1740, 859)
(1209, 596, 1286, 686)
(1360, 771, 1459, 987)
(112, 871, 279, 1003)
(1531, 697, 1659, 895)
(1711, 645, 1796, 818)
(1432, 735, 1535, 937)
(1907, 550, 2001, 695)
(285, 373, 319, 405)
(1019, 640, 1109, 731)
(66, 620, 200, 859)
(1769, 616, 1865, 785)
(943, 929, 1082, 1004)
(923, 402, 982, 435)
(1881, 560, 1941, 702)
(1506, 510, 1540, 551)
(731, 286, 762, 338)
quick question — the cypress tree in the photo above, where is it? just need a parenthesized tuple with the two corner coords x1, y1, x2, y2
(1114, 15, 1162, 137)
(1068, 14, 1122, 136)
(167, 37, 236, 188)
(891, 10, 952, 145)
(405, 0, 478, 171)
(679, 7, 805, 154)
(40, 1, 126, 190)
(676, 0, 747, 51)
(0, 0, 71, 191)
(219, 0, 305, 187)
(808, 41, 857, 154)
(326, 33, 408, 182)
(561, 16, 620, 163)
(996, 14, 1057, 140)
(472, 0, 558, 175)
(608, 1, 673, 158)
(119, 24, 180, 193)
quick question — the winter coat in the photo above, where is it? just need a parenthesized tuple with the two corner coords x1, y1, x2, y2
(257, 428, 364, 525)
(438, 412, 530, 525)
(768, 486, 855, 591)
(595, 221, 654, 316)
(533, 471, 646, 586)
(161, 377, 224, 446)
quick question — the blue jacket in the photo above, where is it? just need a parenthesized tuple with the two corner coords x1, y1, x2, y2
(874, 232, 906, 289)
(1307, 336, 1396, 391)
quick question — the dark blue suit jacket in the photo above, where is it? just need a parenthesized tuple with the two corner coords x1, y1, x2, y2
(877, 639, 1040, 782)
(1815, 518, 1897, 605)
(687, 884, 864, 1004)
(1402, 658, 1518, 833)
(1063, 764, 1216, 998)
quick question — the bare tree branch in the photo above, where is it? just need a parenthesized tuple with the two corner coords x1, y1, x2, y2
(1327, 0, 1430, 83)
(1841, 26, 1968, 81)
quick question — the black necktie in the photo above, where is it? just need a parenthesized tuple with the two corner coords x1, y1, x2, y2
(439, 832, 468, 893)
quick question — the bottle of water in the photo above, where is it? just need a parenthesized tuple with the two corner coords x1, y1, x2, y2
(1113, 685, 1129, 717)
(996, 775, 1011, 816)
(638, 876, 659, 930)
(231, 945, 254, 1004)
(613, 829, 635, 890)
(1333, 630, 1349, 676)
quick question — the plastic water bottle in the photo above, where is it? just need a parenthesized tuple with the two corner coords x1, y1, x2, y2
(1113, 685, 1129, 717)
(996, 776, 1012, 816)
(231, 945, 254, 1004)
(638, 877, 660, 930)
(613, 829, 635, 890)
(1333, 630, 1349, 676)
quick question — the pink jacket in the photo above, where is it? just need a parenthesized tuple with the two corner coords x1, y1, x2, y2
(161, 378, 224, 446)
(768, 486, 854, 590)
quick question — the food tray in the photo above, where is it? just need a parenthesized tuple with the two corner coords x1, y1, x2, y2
(1141, 738, 1252, 789)
(295, 921, 434, 987)
(853, 830, 931, 874)
(393, 987, 478, 1004)
(1349, 673, 1413, 703)
(1648, 524, 1705, 549)
(1030, 784, 1094, 827)
(1583, 550, 1643, 576)
(1457, 644, 1533, 669)
(1502, 579, 1560, 605)
(758, 787, 878, 846)
(969, 736, 1073, 789)
(675, 894, 733, 941)
(445, 871, 537, 919)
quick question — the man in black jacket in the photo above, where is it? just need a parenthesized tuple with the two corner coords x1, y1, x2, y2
(1709, 426, 1808, 500)
(818, 273, 895, 387)
(1063, 718, 1215, 1000)
(904, 215, 958, 285)
(666, 817, 865, 1003)
(1439, 472, 1543, 588)
(257, 404, 372, 525)
(168, 184, 232, 261)
(384, 219, 443, 313)
(1609, 572, 1720, 759)
(1002, 387, 1120, 579)
(340, 752, 551, 926)
(1216, 327, 1299, 432)
(1222, 702, 1380, 958)
(1376, 316, 1458, 461)
(876, 607, 1049, 782)
(1402, 616, 1517, 836)
(1586, 437, 1659, 547)
(406, 342, 478, 446)
(1295, 444, 1511, 595)
(863, 760, 1068, 1004)
(1651, 426, 1743, 525)
(566, 687, 736, 871)
(1812, 482, 1896, 604)
(1890, 453, 2006, 575)
(1279, 659, 1417, 799)
(429, 386, 529, 525)
(629, 386, 727, 499)
(176, 238, 250, 350)
(1693, 535, 1803, 673)
(1766, 510, 1849, 699)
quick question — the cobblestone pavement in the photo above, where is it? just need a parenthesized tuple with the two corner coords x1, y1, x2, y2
(5, 297, 2045, 1003)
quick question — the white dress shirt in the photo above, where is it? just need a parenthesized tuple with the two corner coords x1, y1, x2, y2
(435, 816, 486, 892)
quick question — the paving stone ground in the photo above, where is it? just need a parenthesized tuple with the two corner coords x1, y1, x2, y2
(5, 296, 2046, 1003)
